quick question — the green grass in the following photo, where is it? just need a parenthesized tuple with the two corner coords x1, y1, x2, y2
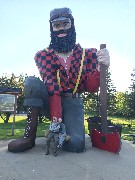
(110, 117, 135, 141)
(0, 115, 135, 141)
(0, 115, 50, 140)
(85, 115, 135, 141)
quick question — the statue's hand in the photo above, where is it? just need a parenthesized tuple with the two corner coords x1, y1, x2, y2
(96, 48, 110, 69)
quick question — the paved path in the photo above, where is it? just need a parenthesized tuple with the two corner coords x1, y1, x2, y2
(0, 135, 135, 180)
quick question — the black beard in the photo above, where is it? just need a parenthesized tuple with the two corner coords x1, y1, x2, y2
(49, 28, 76, 53)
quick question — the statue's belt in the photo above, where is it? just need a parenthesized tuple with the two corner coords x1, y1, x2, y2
(62, 92, 81, 98)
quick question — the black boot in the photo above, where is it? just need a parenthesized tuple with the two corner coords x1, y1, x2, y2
(53, 141, 58, 156)
(8, 107, 40, 153)
(53, 151, 57, 156)
(45, 147, 49, 155)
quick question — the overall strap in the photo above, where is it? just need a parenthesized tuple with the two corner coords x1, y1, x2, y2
(73, 48, 85, 94)
(57, 69, 61, 87)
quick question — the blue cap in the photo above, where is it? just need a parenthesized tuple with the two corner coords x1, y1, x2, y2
(50, 7, 72, 22)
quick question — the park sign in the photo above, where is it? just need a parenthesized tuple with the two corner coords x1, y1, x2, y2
(0, 94, 15, 112)
(0, 87, 22, 135)
(0, 87, 22, 112)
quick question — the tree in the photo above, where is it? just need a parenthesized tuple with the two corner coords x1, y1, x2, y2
(115, 92, 128, 116)
(83, 92, 99, 116)
(126, 68, 135, 118)
(104, 68, 117, 116)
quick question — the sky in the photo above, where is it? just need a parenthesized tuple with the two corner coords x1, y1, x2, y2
(0, 0, 135, 92)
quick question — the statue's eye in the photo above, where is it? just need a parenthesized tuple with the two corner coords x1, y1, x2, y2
(53, 24, 60, 28)
(63, 22, 69, 27)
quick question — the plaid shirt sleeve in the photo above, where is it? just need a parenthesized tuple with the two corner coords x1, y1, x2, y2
(85, 48, 100, 92)
(34, 50, 63, 96)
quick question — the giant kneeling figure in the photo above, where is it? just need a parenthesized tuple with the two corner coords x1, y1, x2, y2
(8, 7, 110, 153)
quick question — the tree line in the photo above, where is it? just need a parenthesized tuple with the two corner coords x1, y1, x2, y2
(0, 69, 135, 122)
(83, 68, 135, 118)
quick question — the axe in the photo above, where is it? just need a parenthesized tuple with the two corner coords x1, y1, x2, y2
(91, 44, 121, 153)
(100, 44, 108, 134)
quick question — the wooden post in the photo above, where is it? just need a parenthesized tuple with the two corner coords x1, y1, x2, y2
(12, 94, 17, 136)
(100, 44, 108, 134)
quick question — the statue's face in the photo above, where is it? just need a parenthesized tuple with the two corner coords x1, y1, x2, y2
(50, 18, 76, 53)
(52, 19, 71, 34)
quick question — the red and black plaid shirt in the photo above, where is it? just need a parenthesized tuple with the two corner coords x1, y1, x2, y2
(34, 44, 100, 96)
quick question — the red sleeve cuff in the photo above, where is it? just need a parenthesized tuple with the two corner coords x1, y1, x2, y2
(49, 94, 62, 120)
(86, 70, 100, 93)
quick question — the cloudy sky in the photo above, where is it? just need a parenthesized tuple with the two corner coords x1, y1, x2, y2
(0, 0, 135, 92)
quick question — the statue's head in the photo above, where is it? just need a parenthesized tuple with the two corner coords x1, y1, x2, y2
(49, 7, 76, 53)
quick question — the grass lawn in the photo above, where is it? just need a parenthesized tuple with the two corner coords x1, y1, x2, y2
(0, 115, 50, 140)
(111, 117, 135, 141)
(0, 115, 135, 142)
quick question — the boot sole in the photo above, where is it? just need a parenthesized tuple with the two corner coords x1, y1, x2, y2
(8, 139, 35, 153)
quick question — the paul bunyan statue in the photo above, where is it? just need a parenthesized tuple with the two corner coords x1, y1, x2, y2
(8, 7, 110, 153)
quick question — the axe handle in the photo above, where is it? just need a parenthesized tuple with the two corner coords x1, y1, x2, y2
(100, 44, 108, 134)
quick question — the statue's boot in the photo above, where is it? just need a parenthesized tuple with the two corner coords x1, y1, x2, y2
(8, 107, 40, 152)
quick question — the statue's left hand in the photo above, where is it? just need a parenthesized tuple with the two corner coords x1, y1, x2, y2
(96, 48, 110, 68)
